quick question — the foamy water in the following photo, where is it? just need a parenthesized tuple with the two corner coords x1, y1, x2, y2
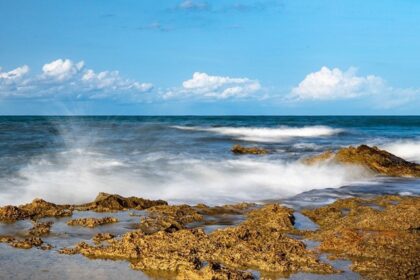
(0, 148, 371, 205)
(0, 116, 419, 207)
(381, 140, 420, 163)
(173, 125, 342, 142)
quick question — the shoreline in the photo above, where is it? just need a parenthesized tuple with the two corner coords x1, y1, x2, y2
(0, 192, 419, 279)
(1, 144, 419, 279)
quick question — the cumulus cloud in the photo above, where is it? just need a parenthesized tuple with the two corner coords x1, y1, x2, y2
(288, 66, 420, 108)
(0, 59, 152, 100)
(42, 59, 84, 81)
(0, 65, 30, 80)
(291, 66, 384, 100)
(165, 72, 261, 100)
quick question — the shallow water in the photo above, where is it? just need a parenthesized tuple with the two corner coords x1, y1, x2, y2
(0, 244, 148, 280)
(0, 116, 419, 279)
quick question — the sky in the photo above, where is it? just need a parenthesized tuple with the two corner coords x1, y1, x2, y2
(0, 0, 419, 115)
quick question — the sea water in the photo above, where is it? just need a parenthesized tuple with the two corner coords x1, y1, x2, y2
(0, 116, 419, 279)
(0, 116, 418, 206)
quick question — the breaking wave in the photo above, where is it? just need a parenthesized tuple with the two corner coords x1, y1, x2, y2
(381, 140, 420, 163)
(173, 125, 343, 142)
(0, 148, 371, 206)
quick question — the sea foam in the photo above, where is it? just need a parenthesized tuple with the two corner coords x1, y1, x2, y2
(173, 125, 342, 142)
(0, 148, 371, 206)
(381, 140, 420, 163)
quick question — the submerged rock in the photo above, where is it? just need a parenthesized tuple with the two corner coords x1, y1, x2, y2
(75, 192, 167, 212)
(67, 217, 118, 228)
(303, 145, 420, 177)
(0, 235, 51, 250)
(0, 199, 72, 223)
(67, 204, 335, 278)
(29, 221, 53, 236)
(302, 195, 420, 279)
(231, 144, 268, 155)
(93, 233, 115, 244)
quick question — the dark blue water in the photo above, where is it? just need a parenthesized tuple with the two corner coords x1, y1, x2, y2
(0, 116, 419, 206)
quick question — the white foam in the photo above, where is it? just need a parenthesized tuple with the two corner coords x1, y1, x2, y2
(173, 125, 342, 142)
(0, 149, 372, 206)
(381, 140, 420, 163)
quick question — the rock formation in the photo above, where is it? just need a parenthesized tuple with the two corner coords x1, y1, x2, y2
(63, 204, 335, 278)
(0, 199, 72, 222)
(231, 144, 268, 155)
(67, 217, 118, 228)
(303, 145, 420, 177)
(75, 192, 168, 212)
(29, 221, 53, 236)
(302, 195, 420, 279)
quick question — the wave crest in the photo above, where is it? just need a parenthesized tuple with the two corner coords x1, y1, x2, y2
(173, 125, 342, 142)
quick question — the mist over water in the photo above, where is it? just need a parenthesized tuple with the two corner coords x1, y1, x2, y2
(0, 116, 419, 206)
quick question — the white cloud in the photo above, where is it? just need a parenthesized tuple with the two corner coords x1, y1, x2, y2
(166, 72, 261, 99)
(0, 59, 152, 100)
(42, 59, 84, 81)
(81, 69, 153, 92)
(0, 65, 30, 80)
(291, 66, 384, 100)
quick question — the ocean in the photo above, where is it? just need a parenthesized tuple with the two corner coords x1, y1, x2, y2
(0, 116, 419, 207)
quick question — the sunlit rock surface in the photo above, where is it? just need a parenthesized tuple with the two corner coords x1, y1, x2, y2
(302, 195, 420, 279)
(304, 145, 420, 177)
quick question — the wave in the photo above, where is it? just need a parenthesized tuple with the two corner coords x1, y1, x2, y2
(0, 148, 372, 206)
(172, 125, 343, 143)
(381, 140, 420, 163)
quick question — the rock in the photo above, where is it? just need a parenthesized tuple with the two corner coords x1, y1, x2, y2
(139, 205, 203, 234)
(302, 150, 335, 165)
(0, 235, 51, 250)
(58, 247, 80, 255)
(0, 199, 72, 223)
(75, 192, 167, 212)
(67, 217, 118, 228)
(93, 233, 115, 244)
(303, 145, 420, 177)
(194, 202, 255, 215)
(71, 204, 335, 278)
(231, 144, 268, 155)
(302, 195, 420, 279)
(206, 204, 333, 276)
(177, 262, 255, 280)
(29, 221, 53, 236)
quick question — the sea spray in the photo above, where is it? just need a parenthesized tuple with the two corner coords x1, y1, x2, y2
(1, 150, 371, 205)
(381, 140, 420, 162)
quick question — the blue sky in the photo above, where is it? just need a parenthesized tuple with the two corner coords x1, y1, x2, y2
(0, 0, 419, 115)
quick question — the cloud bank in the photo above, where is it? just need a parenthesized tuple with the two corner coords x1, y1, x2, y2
(0, 59, 153, 100)
(1, 60, 418, 111)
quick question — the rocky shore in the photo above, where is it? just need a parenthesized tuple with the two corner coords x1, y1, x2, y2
(0, 145, 419, 279)
(1, 192, 418, 279)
